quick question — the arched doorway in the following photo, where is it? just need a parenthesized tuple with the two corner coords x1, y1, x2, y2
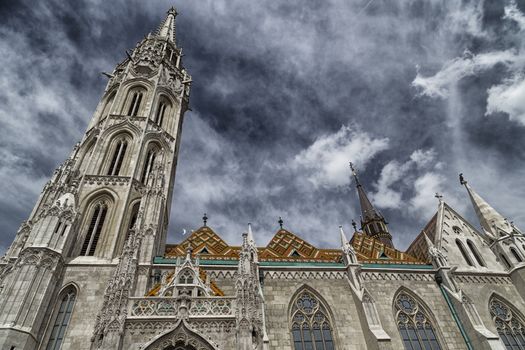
(142, 320, 218, 350)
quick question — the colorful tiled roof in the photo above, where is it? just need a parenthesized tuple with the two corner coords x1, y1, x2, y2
(164, 226, 425, 265)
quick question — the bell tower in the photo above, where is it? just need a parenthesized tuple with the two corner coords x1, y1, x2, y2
(0, 7, 191, 350)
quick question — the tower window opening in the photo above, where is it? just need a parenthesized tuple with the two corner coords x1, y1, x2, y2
(510, 247, 523, 263)
(80, 203, 108, 256)
(154, 102, 167, 127)
(107, 140, 128, 176)
(127, 91, 143, 117)
(456, 239, 474, 267)
(466, 240, 485, 267)
(141, 149, 157, 183)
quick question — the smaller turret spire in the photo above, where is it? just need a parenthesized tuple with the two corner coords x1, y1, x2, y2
(349, 162, 393, 247)
(460, 173, 512, 240)
(157, 7, 178, 43)
(247, 223, 256, 246)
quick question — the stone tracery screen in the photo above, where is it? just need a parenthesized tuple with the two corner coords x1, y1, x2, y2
(395, 292, 442, 350)
(290, 289, 335, 350)
(490, 297, 525, 349)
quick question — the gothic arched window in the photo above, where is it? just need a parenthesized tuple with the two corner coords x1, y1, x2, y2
(501, 254, 511, 269)
(456, 239, 474, 267)
(510, 247, 523, 263)
(107, 139, 128, 176)
(467, 240, 486, 267)
(395, 292, 443, 350)
(46, 287, 76, 350)
(290, 289, 335, 350)
(154, 98, 170, 127)
(127, 89, 144, 117)
(490, 297, 525, 349)
(179, 270, 194, 284)
(141, 148, 157, 183)
(80, 202, 108, 256)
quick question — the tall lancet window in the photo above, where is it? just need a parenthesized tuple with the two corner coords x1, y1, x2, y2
(127, 89, 144, 116)
(154, 100, 169, 127)
(107, 139, 128, 176)
(395, 292, 443, 350)
(510, 247, 523, 263)
(290, 289, 335, 350)
(81, 202, 108, 256)
(141, 148, 157, 183)
(490, 297, 525, 349)
(467, 240, 486, 267)
(46, 287, 76, 350)
(456, 239, 474, 267)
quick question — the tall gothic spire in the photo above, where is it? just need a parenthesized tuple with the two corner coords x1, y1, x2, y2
(349, 162, 393, 247)
(460, 174, 513, 240)
(157, 6, 178, 43)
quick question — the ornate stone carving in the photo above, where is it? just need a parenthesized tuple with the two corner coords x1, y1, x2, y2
(140, 320, 219, 350)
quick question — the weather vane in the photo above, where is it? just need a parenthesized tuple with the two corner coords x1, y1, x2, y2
(459, 173, 466, 185)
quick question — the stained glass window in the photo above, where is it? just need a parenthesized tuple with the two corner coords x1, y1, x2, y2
(395, 293, 442, 350)
(46, 289, 76, 350)
(490, 298, 525, 349)
(290, 290, 335, 350)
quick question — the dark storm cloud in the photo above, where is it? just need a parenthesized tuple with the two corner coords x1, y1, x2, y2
(1, 0, 525, 254)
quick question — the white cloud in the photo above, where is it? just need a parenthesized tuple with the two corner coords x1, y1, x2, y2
(504, 0, 525, 31)
(486, 73, 525, 125)
(292, 125, 389, 189)
(371, 149, 443, 218)
(412, 49, 522, 98)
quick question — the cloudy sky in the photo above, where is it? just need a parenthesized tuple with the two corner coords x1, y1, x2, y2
(1, 0, 525, 254)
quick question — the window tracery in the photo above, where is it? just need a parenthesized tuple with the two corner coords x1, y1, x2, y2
(290, 290, 335, 350)
(490, 297, 525, 349)
(127, 89, 144, 117)
(179, 270, 194, 284)
(141, 148, 158, 183)
(107, 138, 128, 176)
(80, 202, 108, 256)
(46, 288, 76, 350)
(395, 292, 442, 350)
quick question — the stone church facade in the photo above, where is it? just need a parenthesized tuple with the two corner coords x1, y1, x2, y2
(1, 7, 525, 350)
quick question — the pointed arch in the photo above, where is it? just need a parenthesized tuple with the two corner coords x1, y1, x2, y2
(466, 239, 486, 267)
(123, 84, 148, 117)
(510, 247, 523, 263)
(102, 132, 134, 176)
(78, 192, 115, 257)
(393, 287, 444, 350)
(43, 283, 78, 350)
(456, 239, 474, 267)
(489, 293, 525, 349)
(142, 319, 218, 350)
(288, 285, 336, 350)
(140, 141, 162, 184)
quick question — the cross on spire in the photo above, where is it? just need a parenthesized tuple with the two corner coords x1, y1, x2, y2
(202, 213, 208, 227)
(278, 217, 284, 229)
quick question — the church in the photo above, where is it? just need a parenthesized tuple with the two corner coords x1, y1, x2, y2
(1, 7, 525, 350)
